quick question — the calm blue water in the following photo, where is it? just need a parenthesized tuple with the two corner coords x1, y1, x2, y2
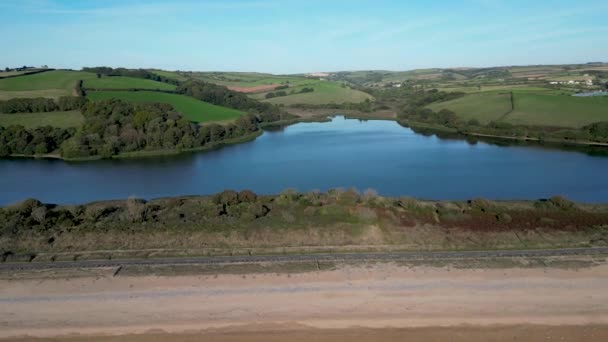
(1, 116, 608, 205)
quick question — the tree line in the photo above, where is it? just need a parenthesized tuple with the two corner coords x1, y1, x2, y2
(82, 67, 181, 86)
(0, 96, 87, 113)
(265, 87, 314, 99)
(289, 99, 374, 112)
(176, 80, 284, 115)
(0, 126, 74, 157)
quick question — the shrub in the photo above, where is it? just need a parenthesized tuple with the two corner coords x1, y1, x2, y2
(469, 198, 492, 212)
(214, 190, 239, 206)
(238, 190, 257, 203)
(126, 197, 146, 222)
(249, 202, 270, 218)
(549, 196, 575, 211)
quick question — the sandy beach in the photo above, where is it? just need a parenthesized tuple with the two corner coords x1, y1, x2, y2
(2, 261, 608, 340)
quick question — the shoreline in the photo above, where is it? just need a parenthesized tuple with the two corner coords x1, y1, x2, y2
(4, 111, 607, 162)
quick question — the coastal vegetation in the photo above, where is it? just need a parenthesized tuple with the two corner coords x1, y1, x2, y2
(1, 190, 607, 261)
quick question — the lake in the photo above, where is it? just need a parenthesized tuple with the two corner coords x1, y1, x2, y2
(1, 116, 608, 205)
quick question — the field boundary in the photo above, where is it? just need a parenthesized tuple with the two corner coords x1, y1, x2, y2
(0, 68, 53, 79)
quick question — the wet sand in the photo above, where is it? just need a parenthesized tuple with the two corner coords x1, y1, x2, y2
(2, 262, 608, 340)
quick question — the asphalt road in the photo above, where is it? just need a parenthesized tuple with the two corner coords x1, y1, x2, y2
(1, 247, 608, 271)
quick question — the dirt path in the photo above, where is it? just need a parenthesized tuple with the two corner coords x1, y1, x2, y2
(2, 262, 608, 339)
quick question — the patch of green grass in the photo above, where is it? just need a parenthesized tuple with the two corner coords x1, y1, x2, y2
(0, 70, 95, 91)
(504, 93, 608, 128)
(0, 69, 49, 79)
(192, 72, 313, 88)
(87, 91, 245, 123)
(0, 70, 96, 99)
(427, 92, 513, 124)
(436, 84, 559, 94)
(0, 89, 69, 100)
(83, 76, 176, 90)
(261, 81, 374, 105)
(0, 110, 84, 129)
(427, 90, 608, 128)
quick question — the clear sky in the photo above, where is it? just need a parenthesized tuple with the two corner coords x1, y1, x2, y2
(1, 0, 607, 74)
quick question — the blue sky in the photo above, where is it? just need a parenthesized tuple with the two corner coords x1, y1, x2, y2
(1, 0, 607, 73)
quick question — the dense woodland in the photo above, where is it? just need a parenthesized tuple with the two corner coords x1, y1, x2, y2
(60, 100, 262, 159)
(0, 126, 74, 156)
(0, 96, 87, 113)
(0, 96, 290, 159)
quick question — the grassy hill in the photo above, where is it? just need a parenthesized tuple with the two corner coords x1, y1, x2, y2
(427, 90, 608, 128)
(261, 81, 374, 105)
(83, 76, 176, 90)
(191, 72, 313, 88)
(506, 93, 608, 128)
(149, 69, 190, 82)
(427, 92, 513, 124)
(0, 70, 96, 99)
(87, 91, 245, 123)
(0, 110, 84, 129)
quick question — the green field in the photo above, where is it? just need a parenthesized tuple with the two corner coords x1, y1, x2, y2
(83, 76, 176, 90)
(192, 72, 313, 88)
(0, 69, 49, 79)
(505, 93, 608, 128)
(0, 70, 96, 99)
(0, 70, 95, 91)
(0, 110, 84, 129)
(427, 90, 608, 128)
(150, 69, 190, 81)
(87, 91, 244, 123)
(428, 92, 513, 124)
(436, 84, 561, 94)
(261, 81, 374, 105)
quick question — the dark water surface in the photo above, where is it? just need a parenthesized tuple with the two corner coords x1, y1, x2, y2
(1, 116, 608, 205)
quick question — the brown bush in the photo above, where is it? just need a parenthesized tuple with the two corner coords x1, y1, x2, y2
(214, 190, 239, 206)
(549, 196, 575, 211)
(126, 197, 146, 222)
(31, 206, 47, 223)
(238, 190, 257, 203)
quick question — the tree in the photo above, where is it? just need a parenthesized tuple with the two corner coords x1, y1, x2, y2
(4, 67, 8, 72)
